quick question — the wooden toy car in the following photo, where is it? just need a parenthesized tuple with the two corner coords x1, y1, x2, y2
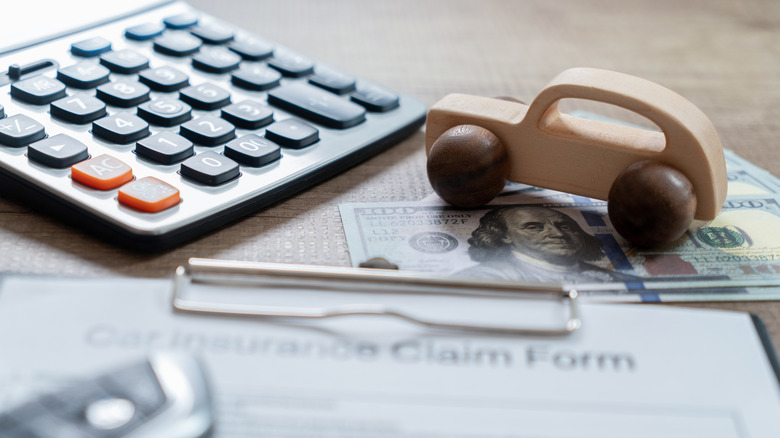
(425, 68, 727, 247)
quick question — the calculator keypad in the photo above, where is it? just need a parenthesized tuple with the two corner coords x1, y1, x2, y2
(179, 83, 230, 110)
(0, 4, 426, 249)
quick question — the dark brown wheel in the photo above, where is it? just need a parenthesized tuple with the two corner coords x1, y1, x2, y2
(608, 160, 697, 247)
(426, 124, 509, 208)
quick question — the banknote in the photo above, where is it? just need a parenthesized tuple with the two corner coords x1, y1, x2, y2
(340, 197, 780, 301)
(347, 110, 780, 301)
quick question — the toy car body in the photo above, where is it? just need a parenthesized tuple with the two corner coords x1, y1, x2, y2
(425, 68, 727, 221)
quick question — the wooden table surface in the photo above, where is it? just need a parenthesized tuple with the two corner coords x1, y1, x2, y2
(1, 0, 779, 350)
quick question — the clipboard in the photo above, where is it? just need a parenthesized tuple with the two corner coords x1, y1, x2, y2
(171, 257, 582, 336)
(0, 262, 779, 436)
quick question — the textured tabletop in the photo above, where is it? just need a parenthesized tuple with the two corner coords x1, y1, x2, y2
(1, 0, 779, 350)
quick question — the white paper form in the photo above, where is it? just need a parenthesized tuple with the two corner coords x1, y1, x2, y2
(0, 276, 778, 437)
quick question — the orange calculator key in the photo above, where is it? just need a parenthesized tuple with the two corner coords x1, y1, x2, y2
(118, 176, 180, 213)
(71, 154, 133, 190)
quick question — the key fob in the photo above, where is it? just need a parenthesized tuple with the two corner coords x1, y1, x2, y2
(0, 353, 214, 438)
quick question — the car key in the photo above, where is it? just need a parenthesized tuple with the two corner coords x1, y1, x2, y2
(0, 353, 214, 438)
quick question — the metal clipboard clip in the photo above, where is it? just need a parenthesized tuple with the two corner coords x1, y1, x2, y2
(171, 258, 581, 336)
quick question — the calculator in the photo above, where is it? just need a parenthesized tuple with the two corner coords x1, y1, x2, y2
(0, 0, 426, 250)
(0, 354, 213, 437)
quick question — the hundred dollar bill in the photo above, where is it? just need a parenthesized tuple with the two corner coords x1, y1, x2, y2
(339, 195, 780, 302)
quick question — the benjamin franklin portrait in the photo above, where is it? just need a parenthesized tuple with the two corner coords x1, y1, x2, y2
(456, 206, 637, 283)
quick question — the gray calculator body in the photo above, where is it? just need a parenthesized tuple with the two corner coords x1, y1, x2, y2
(0, 1, 427, 250)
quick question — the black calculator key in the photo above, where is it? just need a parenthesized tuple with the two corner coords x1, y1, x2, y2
(125, 22, 165, 40)
(138, 66, 189, 92)
(267, 50, 314, 77)
(153, 33, 202, 57)
(224, 134, 281, 167)
(28, 134, 89, 168)
(230, 64, 281, 91)
(138, 98, 192, 126)
(50, 94, 107, 124)
(221, 100, 273, 129)
(264, 119, 319, 149)
(97, 80, 151, 107)
(99, 49, 150, 74)
(71, 37, 112, 57)
(190, 24, 234, 45)
(136, 132, 194, 164)
(228, 38, 273, 60)
(192, 47, 242, 74)
(180, 115, 235, 146)
(179, 83, 230, 110)
(57, 62, 111, 89)
(93, 113, 150, 144)
(180, 151, 239, 185)
(351, 85, 400, 112)
(164, 13, 199, 29)
(267, 83, 366, 129)
(0, 114, 46, 147)
(11, 76, 67, 105)
(308, 67, 356, 95)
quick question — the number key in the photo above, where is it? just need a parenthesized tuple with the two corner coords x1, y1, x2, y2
(179, 115, 235, 146)
(135, 132, 194, 164)
(224, 134, 281, 167)
(138, 99, 192, 126)
(220, 100, 273, 129)
(180, 151, 239, 185)
(97, 80, 151, 107)
(230, 64, 281, 91)
(93, 113, 150, 144)
(179, 83, 230, 110)
(51, 93, 107, 124)
(138, 66, 189, 92)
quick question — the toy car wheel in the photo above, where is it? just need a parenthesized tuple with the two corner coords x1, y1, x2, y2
(608, 160, 697, 247)
(426, 124, 509, 208)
